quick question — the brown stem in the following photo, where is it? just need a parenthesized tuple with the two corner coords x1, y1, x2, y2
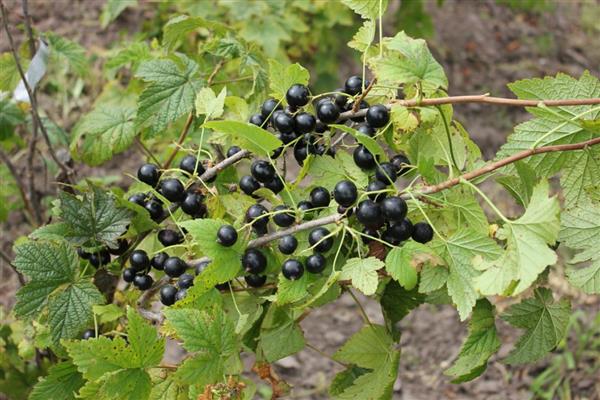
(352, 78, 376, 113)
(0, 148, 37, 224)
(0, 248, 25, 286)
(249, 213, 343, 248)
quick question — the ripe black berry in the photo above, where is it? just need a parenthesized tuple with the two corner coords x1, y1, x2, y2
(278, 235, 298, 255)
(366, 180, 388, 201)
(175, 289, 187, 301)
(286, 84, 310, 108)
(164, 256, 188, 277)
(89, 250, 111, 268)
(375, 162, 398, 184)
(279, 130, 298, 145)
(310, 186, 331, 208)
(160, 179, 185, 202)
(261, 98, 282, 120)
(151, 252, 168, 270)
(350, 101, 369, 123)
(195, 260, 210, 275)
(144, 200, 164, 221)
(293, 141, 309, 165)
(130, 250, 150, 271)
(251, 160, 276, 183)
(264, 176, 285, 194)
(412, 222, 434, 244)
(123, 267, 137, 283)
(160, 285, 177, 306)
(82, 329, 95, 340)
(282, 259, 304, 280)
(227, 146, 242, 158)
(158, 229, 183, 247)
(245, 274, 267, 288)
(381, 197, 407, 222)
(366, 104, 390, 128)
(391, 154, 411, 176)
(337, 205, 353, 216)
(357, 123, 375, 137)
(334, 180, 358, 207)
(181, 192, 205, 216)
(382, 228, 401, 246)
(239, 175, 260, 196)
(362, 228, 380, 244)
(308, 227, 334, 253)
(108, 239, 129, 256)
(273, 205, 295, 227)
(344, 75, 364, 96)
(134, 274, 153, 290)
(178, 273, 195, 289)
(297, 200, 314, 213)
(128, 193, 147, 207)
(353, 145, 376, 169)
(356, 200, 384, 228)
(138, 164, 160, 187)
(217, 225, 238, 247)
(274, 112, 295, 134)
(315, 121, 327, 133)
(249, 114, 266, 127)
(334, 88, 348, 108)
(242, 248, 267, 274)
(246, 204, 269, 230)
(306, 253, 326, 274)
(389, 219, 413, 242)
(180, 155, 205, 176)
(317, 100, 340, 124)
(272, 146, 284, 159)
(294, 112, 316, 134)
(77, 247, 91, 259)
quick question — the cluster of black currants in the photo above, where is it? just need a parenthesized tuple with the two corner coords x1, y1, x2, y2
(76, 238, 129, 268)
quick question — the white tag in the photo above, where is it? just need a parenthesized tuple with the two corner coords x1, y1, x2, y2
(12, 38, 49, 103)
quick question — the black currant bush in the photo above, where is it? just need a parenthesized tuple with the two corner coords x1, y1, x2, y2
(3, 1, 600, 399)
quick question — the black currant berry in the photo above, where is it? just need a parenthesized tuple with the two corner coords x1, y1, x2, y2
(286, 84, 310, 108)
(334, 88, 348, 109)
(272, 146, 284, 159)
(77, 247, 91, 259)
(308, 227, 334, 253)
(178, 273, 195, 289)
(249, 114, 266, 127)
(389, 218, 413, 242)
(315, 121, 327, 133)
(158, 229, 183, 247)
(298, 200, 314, 213)
(337, 205, 354, 216)
(317, 100, 340, 124)
(251, 160, 276, 183)
(357, 123, 375, 137)
(273, 205, 295, 227)
(123, 267, 137, 283)
(151, 252, 168, 270)
(278, 235, 298, 255)
(282, 259, 304, 280)
(242, 248, 267, 274)
(130, 250, 150, 271)
(293, 141, 309, 165)
(306, 253, 326, 274)
(160, 179, 185, 202)
(412, 222, 434, 244)
(138, 164, 160, 187)
(381, 197, 407, 222)
(279, 130, 298, 145)
(310, 186, 331, 208)
(180, 155, 205, 176)
(134, 274, 153, 290)
(334, 180, 358, 207)
(128, 193, 147, 207)
(239, 175, 261, 196)
(164, 256, 188, 277)
(356, 200, 384, 228)
(108, 239, 129, 256)
(144, 200, 164, 221)
(160, 285, 177, 306)
(261, 98, 282, 120)
(366, 180, 388, 201)
(375, 162, 398, 184)
(246, 204, 269, 229)
(217, 225, 238, 247)
(227, 146, 242, 158)
(382, 228, 401, 246)
(175, 289, 187, 301)
(350, 101, 369, 123)
(344, 75, 364, 96)
(195, 260, 210, 276)
(294, 112, 316, 134)
(366, 104, 390, 128)
(353, 145, 376, 169)
(274, 112, 295, 134)
(181, 192, 205, 216)
(245, 274, 267, 288)
(362, 228, 380, 244)
(82, 329, 95, 340)
(391, 154, 411, 176)
(90, 250, 111, 268)
(264, 176, 285, 194)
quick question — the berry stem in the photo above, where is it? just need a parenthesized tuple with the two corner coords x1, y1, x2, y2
(163, 112, 195, 170)
(460, 178, 510, 223)
(347, 288, 373, 328)
(436, 105, 460, 173)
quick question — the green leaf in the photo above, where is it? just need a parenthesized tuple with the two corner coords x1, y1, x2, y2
(341, 0, 388, 19)
(385, 242, 434, 290)
(148, 376, 188, 400)
(418, 264, 449, 293)
(195, 86, 226, 120)
(48, 281, 104, 344)
(135, 55, 200, 136)
(100, 0, 137, 28)
(445, 299, 500, 382)
(0, 52, 27, 92)
(381, 281, 426, 326)
(93, 304, 124, 324)
(126, 308, 165, 368)
(47, 32, 88, 76)
(71, 104, 137, 166)
(475, 181, 560, 296)
(257, 306, 304, 362)
(0, 98, 25, 140)
(334, 325, 393, 369)
(29, 361, 84, 400)
(163, 15, 228, 50)
(276, 272, 309, 305)
(339, 257, 385, 296)
(268, 59, 310, 100)
(348, 19, 376, 52)
(330, 124, 386, 158)
(501, 288, 570, 364)
(203, 120, 282, 157)
(59, 186, 133, 249)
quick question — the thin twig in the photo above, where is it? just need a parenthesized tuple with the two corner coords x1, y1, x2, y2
(0, 147, 36, 224)
(249, 213, 343, 248)
(347, 288, 373, 327)
(0, 248, 25, 286)
(135, 136, 161, 165)
(352, 77, 376, 113)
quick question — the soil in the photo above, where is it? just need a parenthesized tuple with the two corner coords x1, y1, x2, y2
(2, 1, 600, 399)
